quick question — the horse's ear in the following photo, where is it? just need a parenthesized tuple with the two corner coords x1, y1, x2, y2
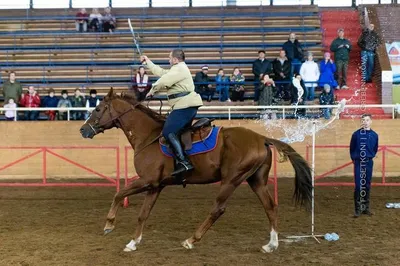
(107, 87, 114, 98)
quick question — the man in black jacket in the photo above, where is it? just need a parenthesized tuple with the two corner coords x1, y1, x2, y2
(357, 24, 382, 83)
(282, 33, 304, 75)
(272, 50, 292, 101)
(194, 65, 214, 102)
(330, 28, 352, 89)
(252, 50, 271, 102)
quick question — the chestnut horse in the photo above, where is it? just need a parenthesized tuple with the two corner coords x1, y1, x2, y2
(80, 88, 312, 253)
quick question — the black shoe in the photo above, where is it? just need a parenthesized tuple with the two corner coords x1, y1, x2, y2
(354, 191, 361, 218)
(361, 190, 373, 216)
(166, 133, 194, 178)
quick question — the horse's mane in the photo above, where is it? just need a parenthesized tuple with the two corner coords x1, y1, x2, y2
(118, 92, 166, 123)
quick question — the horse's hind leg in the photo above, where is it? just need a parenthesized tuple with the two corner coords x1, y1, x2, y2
(104, 178, 151, 235)
(124, 187, 163, 252)
(247, 160, 279, 253)
(182, 183, 237, 249)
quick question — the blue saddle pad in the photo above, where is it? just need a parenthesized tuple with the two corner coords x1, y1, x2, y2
(159, 126, 221, 157)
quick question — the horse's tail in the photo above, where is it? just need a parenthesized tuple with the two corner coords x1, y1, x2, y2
(265, 137, 312, 210)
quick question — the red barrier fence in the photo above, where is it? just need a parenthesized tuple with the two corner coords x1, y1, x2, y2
(306, 145, 400, 187)
(0, 146, 120, 191)
(123, 145, 278, 207)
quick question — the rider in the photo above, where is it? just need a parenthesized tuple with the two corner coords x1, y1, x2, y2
(141, 49, 203, 176)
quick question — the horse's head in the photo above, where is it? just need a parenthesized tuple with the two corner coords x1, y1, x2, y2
(80, 88, 128, 139)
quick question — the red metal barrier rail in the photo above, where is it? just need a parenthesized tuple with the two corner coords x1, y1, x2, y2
(123, 145, 278, 207)
(306, 144, 400, 187)
(0, 146, 120, 191)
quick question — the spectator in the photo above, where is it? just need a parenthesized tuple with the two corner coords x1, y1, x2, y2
(85, 89, 100, 119)
(330, 28, 352, 89)
(318, 52, 339, 94)
(57, 90, 72, 120)
(319, 84, 335, 120)
(131, 66, 151, 102)
(20, 85, 41, 121)
(252, 50, 272, 102)
(4, 98, 17, 121)
(215, 68, 231, 102)
(272, 50, 292, 101)
(258, 74, 276, 106)
(283, 32, 304, 75)
(103, 7, 116, 33)
(300, 52, 320, 101)
(88, 8, 102, 32)
(194, 65, 214, 102)
(43, 89, 59, 121)
(75, 8, 89, 32)
(290, 74, 308, 118)
(230, 67, 245, 102)
(71, 88, 86, 120)
(357, 23, 382, 83)
(2, 71, 22, 105)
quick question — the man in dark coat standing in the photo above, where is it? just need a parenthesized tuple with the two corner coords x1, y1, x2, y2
(252, 50, 271, 102)
(330, 28, 352, 89)
(349, 114, 379, 218)
(282, 33, 304, 75)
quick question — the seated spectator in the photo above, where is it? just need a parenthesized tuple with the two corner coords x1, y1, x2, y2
(89, 8, 102, 32)
(283, 32, 304, 75)
(230, 67, 245, 102)
(194, 65, 214, 102)
(85, 89, 100, 119)
(20, 85, 41, 121)
(103, 7, 116, 33)
(300, 52, 320, 101)
(75, 8, 89, 32)
(131, 66, 151, 101)
(258, 74, 276, 106)
(290, 74, 308, 118)
(57, 90, 72, 120)
(215, 68, 231, 102)
(71, 88, 86, 120)
(318, 52, 339, 94)
(43, 89, 59, 121)
(252, 50, 272, 102)
(272, 50, 292, 101)
(319, 84, 335, 120)
(4, 98, 17, 121)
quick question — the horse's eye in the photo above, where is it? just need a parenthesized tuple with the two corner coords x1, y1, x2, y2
(95, 107, 100, 112)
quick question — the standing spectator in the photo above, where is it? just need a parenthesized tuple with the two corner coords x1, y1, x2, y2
(230, 67, 245, 102)
(318, 52, 339, 94)
(102, 7, 116, 33)
(349, 114, 379, 217)
(319, 84, 334, 120)
(258, 74, 276, 106)
(71, 88, 85, 120)
(4, 98, 17, 121)
(194, 65, 214, 102)
(290, 74, 308, 118)
(357, 23, 382, 83)
(272, 50, 292, 100)
(215, 68, 231, 102)
(252, 50, 271, 102)
(88, 8, 102, 32)
(43, 89, 59, 121)
(20, 85, 41, 121)
(2, 71, 22, 105)
(330, 28, 352, 89)
(131, 66, 151, 102)
(299, 52, 320, 101)
(75, 8, 89, 32)
(85, 89, 100, 119)
(283, 32, 304, 75)
(57, 90, 72, 120)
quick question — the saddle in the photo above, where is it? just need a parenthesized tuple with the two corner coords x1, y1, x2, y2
(160, 118, 215, 150)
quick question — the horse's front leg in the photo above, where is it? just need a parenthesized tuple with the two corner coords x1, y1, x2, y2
(104, 178, 150, 235)
(124, 187, 163, 252)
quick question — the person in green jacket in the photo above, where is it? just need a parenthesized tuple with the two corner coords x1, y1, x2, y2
(141, 49, 203, 177)
(2, 71, 23, 105)
(330, 28, 352, 89)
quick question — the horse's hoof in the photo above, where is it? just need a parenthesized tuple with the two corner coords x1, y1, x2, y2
(181, 240, 194, 250)
(261, 244, 278, 253)
(104, 228, 114, 236)
(124, 240, 137, 252)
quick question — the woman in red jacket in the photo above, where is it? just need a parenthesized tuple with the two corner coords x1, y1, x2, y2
(20, 86, 41, 120)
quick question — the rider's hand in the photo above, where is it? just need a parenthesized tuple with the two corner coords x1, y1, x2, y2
(145, 91, 154, 99)
(140, 55, 149, 63)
